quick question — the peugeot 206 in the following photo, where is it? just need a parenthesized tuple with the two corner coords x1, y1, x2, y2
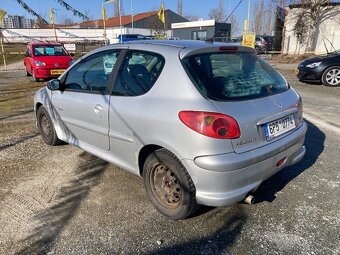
(34, 41, 307, 220)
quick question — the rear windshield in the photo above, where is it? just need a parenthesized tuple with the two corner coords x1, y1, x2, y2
(182, 52, 288, 101)
(33, 45, 68, 56)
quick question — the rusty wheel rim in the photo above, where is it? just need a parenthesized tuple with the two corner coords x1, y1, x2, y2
(41, 113, 51, 139)
(150, 164, 182, 209)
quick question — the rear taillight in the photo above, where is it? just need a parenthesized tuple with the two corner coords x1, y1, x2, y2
(261, 41, 268, 45)
(178, 111, 240, 139)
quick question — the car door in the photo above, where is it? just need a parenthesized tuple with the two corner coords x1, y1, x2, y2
(51, 49, 121, 151)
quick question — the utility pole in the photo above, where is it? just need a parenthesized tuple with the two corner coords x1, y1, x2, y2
(0, 30, 6, 70)
(247, 0, 250, 33)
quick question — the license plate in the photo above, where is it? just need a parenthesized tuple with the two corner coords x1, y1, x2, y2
(264, 114, 296, 141)
(294, 68, 299, 75)
(51, 69, 65, 75)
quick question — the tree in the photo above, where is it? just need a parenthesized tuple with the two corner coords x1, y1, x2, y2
(177, 0, 183, 16)
(184, 14, 200, 21)
(59, 15, 74, 25)
(290, 0, 339, 51)
(252, 0, 265, 33)
(113, 0, 124, 17)
(209, 0, 226, 22)
(229, 14, 241, 37)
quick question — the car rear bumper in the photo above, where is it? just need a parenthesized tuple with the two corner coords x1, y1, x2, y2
(181, 122, 307, 207)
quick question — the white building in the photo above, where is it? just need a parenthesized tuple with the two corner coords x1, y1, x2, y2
(283, 3, 340, 54)
(1, 15, 35, 29)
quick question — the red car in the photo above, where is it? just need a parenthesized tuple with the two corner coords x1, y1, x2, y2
(24, 42, 74, 82)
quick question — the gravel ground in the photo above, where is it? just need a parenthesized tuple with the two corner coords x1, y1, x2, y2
(0, 66, 339, 255)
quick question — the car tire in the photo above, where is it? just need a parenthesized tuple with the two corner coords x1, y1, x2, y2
(32, 71, 39, 82)
(37, 106, 62, 146)
(26, 70, 31, 76)
(321, 66, 340, 87)
(143, 148, 199, 220)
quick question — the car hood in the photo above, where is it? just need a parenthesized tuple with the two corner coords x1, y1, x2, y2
(300, 54, 339, 64)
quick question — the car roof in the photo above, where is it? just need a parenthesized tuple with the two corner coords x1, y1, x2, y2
(100, 40, 254, 57)
(28, 42, 63, 46)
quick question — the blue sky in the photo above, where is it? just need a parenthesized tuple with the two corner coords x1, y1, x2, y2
(0, 0, 255, 23)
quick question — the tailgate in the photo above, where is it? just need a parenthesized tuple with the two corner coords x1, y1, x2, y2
(212, 90, 300, 153)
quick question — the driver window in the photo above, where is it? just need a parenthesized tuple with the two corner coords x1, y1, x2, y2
(64, 50, 120, 92)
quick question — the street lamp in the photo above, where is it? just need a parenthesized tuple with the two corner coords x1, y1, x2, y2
(131, 0, 134, 34)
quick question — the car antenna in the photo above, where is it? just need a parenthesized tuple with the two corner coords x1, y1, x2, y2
(205, 0, 243, 43)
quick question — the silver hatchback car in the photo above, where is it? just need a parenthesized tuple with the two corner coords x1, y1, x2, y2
(34, 40, 307, 220)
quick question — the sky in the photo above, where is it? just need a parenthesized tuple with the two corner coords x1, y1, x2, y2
(0, 0, 256, 24)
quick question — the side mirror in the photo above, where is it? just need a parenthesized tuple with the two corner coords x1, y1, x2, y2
(47, 79, 60, 91)
(70, 52, 75, 57)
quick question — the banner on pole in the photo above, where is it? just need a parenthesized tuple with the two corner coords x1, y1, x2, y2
(158, 3, 165, 24)
(242, 33, 256, 48)
(0, 9, 7, 23)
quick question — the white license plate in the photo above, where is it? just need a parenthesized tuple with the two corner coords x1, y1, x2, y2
(264, 114, 296, 141)
(51, 69, 65, 75)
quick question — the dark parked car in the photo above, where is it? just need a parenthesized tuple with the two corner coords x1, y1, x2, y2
(229, 35, 273, 53)
(296, 50, 340, 87)
(255, 35, 273, 53)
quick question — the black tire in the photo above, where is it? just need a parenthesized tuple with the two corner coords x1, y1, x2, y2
(321, 66, 340, 87)
(32, 70, 39, 82)
(26, 70, 31, 76)
(37, 106, 62, 146)
(143, 148, 198, 220)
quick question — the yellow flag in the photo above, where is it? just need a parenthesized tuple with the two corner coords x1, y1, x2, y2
(49, 8, 54, 24)
(158, 3, 165, 24)
(0, 9, 7, 23)
(102, 4, 107, 21)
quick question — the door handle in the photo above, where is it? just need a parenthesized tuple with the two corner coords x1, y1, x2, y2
(94, 104, 103, 114)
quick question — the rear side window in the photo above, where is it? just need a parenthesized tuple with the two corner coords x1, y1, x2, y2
(182, 52, 288, 101)
(112, 50, 165, 96)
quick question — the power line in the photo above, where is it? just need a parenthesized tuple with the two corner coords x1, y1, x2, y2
(224, 0, 243, 22)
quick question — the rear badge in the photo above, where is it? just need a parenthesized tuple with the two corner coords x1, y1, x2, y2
(236, 137, 256, 146)
(272, 99, 283, 109)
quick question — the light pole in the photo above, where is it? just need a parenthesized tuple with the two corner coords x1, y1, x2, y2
(118, 0, 122, 36)
(131, 0, 134, 34)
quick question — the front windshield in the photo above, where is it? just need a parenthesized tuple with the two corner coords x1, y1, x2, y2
(33, 45, 68, 56)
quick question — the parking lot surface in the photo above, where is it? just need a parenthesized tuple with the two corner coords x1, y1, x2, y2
(0, 65, 339, 255)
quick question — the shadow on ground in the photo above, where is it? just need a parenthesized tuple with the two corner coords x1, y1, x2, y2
(15, 152, 108, 255)
(147, 205, 247, 255)
(255, 120, 325, 203)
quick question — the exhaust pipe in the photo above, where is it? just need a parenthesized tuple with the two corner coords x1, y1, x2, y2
(243, 194, 255, 204)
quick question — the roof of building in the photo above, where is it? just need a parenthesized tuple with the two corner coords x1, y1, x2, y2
(37, 10, 160, 28)
(80, 10, 159, 28)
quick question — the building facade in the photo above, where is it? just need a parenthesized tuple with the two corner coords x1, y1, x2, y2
(171, 20, 231, 41)
(1, 15, 35, 28)
(283, 3, 340, 54)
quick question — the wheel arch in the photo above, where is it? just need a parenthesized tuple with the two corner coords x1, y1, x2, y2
(138, 144, 162, 176)
(35, 102, 43, 114)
